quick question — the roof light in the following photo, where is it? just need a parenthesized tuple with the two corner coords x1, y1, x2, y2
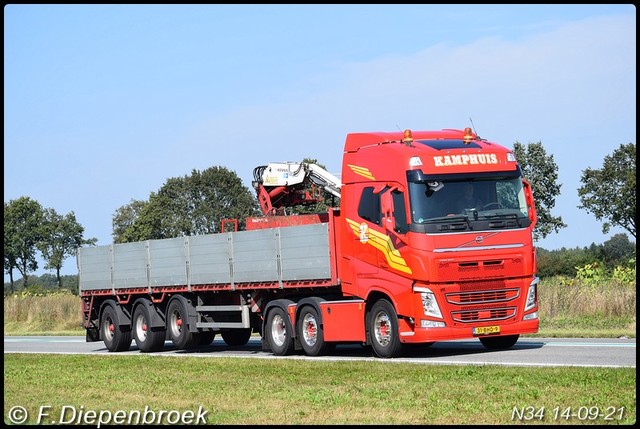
(507, 152, 517, 162)
(403, 129, 413, 144)
(463, 127, 474, 144)
(409, 156, 423, 167)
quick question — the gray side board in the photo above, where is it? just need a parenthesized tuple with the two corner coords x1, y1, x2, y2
(78, 223, 331, 292)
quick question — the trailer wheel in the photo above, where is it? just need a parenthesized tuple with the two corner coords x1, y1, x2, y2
(100, 305, 132, 352)
(479, 334, 519, 350)
(221, 328, 252, 346)
(199, 331, 216, 345)
(368, 299, 403, 358)
(297, 306, 333, 356)
(132, 304, 166, 353)
(167, 299, 200, 350)
(265, 307, 294, 356)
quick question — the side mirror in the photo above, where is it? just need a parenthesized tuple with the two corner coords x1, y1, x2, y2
(381, 194, 396, 231)
(381, 191, 407, 245)
(523, 179, 537, 228)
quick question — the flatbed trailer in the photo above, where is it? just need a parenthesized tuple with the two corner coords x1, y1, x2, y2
(79, 127, 539, 358)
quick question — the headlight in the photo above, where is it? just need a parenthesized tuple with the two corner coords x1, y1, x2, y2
(414, 286, 443, 319)
(524, 277, 539, 312)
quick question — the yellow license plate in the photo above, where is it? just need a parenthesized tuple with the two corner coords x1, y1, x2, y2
(473, 326, 500, 336)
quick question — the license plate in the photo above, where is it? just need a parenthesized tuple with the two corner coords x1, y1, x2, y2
(473, 326, 500, 336)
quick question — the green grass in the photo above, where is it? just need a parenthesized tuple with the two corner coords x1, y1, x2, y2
(4, 354, 635, 425)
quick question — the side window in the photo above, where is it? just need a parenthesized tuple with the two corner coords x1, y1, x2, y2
(496, 181, 519, 210)
(392, 190, 409, 234)
(358, 187, 381, 225)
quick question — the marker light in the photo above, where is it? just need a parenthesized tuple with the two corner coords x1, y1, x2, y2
(507, 152, 517, 162)
(409, 156, 423, 167)
(403, 129, 413, 143)
(463, 127, 474, 144)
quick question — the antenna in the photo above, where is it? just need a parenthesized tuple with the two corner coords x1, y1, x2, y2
(469, 117, 482, 140)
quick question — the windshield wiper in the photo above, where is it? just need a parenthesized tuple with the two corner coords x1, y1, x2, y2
(424, 214, 472, 230)
(482, 213, 523, 228)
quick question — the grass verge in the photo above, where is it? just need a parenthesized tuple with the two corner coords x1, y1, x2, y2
(4, 353, 636, 425)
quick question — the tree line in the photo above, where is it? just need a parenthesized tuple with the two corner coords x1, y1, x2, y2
(4, 198, 96, 292)
(4, 142, 636, 293)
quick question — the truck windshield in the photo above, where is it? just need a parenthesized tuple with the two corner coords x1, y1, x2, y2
(408, 175, 529, 227)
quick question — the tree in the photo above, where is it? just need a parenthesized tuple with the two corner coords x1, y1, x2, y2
(578, 142, 636, 238)
(113, 166, 260, 242)
(512, 141, 567, 241)
(600, 233, 636, 270)
(535, 246, 598, 278)
(38, 208, 97, 289)
(4, 213, 18, 292)
(4, 197, 45, 290)
(112, 199, 149, 244)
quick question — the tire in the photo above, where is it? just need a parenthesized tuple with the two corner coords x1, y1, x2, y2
(132, 304, 166, 353)
(100, 305, 132, 352)
(297, 305, 333, 356)
(167, 299, 200, 350)
(368, 299, 403, 358)
(199, 331, 216, 345)
(221, 328, 252, 346)
(479, 334, 519, 350)
(265, 306, 294, 356)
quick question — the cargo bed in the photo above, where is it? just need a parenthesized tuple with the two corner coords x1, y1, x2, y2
(78, 223, 333, 293)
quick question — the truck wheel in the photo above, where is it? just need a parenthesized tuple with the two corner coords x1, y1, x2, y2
(265, 307, 294, 356)
(199, 331, 216, 345)
(297, 306, 333, 356)
(221, 328, 252, 346)
(167, 299, 200, 350)
(479, 334, 519, 350)
(100, 305, 132, 352)
(132, 304, 166, 353)
(368, 299, 403, 358)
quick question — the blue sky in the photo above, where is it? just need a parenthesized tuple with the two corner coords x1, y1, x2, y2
(4, 4, 636, 279)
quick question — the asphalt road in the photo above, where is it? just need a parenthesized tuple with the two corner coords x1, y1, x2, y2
(4, 336, 635, 368)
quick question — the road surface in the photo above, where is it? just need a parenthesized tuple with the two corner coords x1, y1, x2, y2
(4, 336, 635, 368)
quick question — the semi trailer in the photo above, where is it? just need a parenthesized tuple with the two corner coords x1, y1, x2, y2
(78, 127, 539, 358)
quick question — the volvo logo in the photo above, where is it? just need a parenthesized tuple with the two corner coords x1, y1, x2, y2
(475, 235, 484, 244)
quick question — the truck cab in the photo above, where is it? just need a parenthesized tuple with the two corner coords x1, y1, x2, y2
(336, 128, 539, 357)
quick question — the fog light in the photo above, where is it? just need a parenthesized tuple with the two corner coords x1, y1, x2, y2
(421, 320, 446, 328)
(523, 311, 538, 321)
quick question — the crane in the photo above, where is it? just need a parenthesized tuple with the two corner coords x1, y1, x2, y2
(252, 162, 342, 215)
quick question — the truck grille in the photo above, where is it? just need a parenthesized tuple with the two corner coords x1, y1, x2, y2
(446, 288, 520, 305)
(451, 307, 517, 323)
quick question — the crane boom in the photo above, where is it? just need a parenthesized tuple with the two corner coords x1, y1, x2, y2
(252, 162, 341, 215)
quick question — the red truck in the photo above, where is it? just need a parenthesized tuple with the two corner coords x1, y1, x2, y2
(78, 127, 539, 358)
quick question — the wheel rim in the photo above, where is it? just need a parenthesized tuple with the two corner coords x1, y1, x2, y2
(301, 313, 317, 347)
(135, 314, 148, 342)
(103, 315, 114, 342)
(169, 309, 183, 338)
(374, 311, 391, 347)
(271, 314, 287, 347)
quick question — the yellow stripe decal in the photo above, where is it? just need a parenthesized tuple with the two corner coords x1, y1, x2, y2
(347, 164, 376, 181)
(346, 219, 412, 274)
